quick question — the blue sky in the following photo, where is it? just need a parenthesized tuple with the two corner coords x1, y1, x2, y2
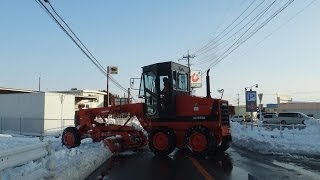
(0, 0, 319, 105)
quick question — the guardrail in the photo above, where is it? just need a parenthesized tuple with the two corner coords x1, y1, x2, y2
(0, 141, 51, 172)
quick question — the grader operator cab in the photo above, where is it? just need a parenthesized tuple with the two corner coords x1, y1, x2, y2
(139, 61, 190, 118)
(62, 61, 232, 156)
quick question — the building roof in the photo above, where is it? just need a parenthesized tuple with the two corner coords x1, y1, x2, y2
(56, 89, 108, 97)
(81, 90, 108, 95)
(0, 87, 33, 94)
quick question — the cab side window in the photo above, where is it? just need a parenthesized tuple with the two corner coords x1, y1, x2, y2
(177, 72, 188, 91)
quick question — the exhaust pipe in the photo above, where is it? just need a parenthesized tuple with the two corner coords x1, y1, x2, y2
(206, 69, 211, 98)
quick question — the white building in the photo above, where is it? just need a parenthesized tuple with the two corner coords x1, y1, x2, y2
(0, 92, 75, 135)
(57, 89, 107, 110)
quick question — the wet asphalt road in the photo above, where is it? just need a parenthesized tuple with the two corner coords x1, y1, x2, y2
(87, 146, 320, 180)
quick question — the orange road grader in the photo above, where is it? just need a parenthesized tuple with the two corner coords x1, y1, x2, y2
(62, 61, 232, 156)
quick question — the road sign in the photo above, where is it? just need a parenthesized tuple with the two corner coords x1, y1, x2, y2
(258, 93, 263, 103)
(246, 91, 256, 102)
(108, 66, 118, 74)
(246, 91, 257, 112)
(190, 70, 201, 88)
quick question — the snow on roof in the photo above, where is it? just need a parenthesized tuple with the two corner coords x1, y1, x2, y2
(56, 89, 107, 96)
(0, 87, 34, 94)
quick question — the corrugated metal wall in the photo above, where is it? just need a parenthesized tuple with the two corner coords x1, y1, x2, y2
(0, 92, 75, 135)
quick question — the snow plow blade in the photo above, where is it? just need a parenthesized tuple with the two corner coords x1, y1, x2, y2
(101, 127, 148, 153)
(62, 124, 148, 153)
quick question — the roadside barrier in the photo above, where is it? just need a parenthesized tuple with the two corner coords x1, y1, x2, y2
(0, 141, 51, 172)
(237, 122, 320, 138)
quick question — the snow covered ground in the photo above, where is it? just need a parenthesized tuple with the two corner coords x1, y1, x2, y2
(0, 117, 145, 180)
(2, 116, 319, 179)
(231, 119, 320, 157)
(0, 135, 112, 180)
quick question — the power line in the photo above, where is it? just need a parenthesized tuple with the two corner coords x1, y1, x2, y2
(44, 0, 128, 93)
(35, 0, 131, 96)
(256, 0, 318, 46)
(35, 0, 107, 76)
(236, 0, 295, 47)
(46, 0, 108, 75)
(201, 0, 296, 74)
(197, 0, 278, 71)
(195, 0, 257, 55)
(195, 0, 275, 66)
(196, 0, 263, 57)
(218, 0, 318, 70)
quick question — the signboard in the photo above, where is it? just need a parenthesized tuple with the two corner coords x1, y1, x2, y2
(108, 66, 118, 74)
(246, 91, 257, 112)
(258, 93, 263, 103)
(190, 70, 202, 88)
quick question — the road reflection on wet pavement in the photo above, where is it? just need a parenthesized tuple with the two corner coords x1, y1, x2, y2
(87, 147, 320, 180)
(88, 149, 234, 180)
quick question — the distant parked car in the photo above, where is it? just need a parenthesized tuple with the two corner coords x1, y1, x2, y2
(257, 112, 277, 120)
(262, 112, 310, 125)
(230, 115, 245, 123)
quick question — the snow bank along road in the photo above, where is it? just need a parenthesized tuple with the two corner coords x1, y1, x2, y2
(231, 119, 320, 157)
(1, 118, 320, 179)
(0, 135, 112, 180)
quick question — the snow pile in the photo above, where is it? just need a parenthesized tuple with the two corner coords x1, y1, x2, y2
(126, 117, 148, 137)
(231, 119, 320, 156)
(126, 117, 144, 132)
(0, 135, 41, 151)
(0, 116, 147, 179)
(0, 134, 12, 138)
(1, 136, 112, 180)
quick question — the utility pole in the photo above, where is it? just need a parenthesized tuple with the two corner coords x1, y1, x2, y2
(237, 93, 240, 115)
(181, 50, 196, 68)
(107, 67, 110, 107)
(127, 88, 130, 104)
(180, 50, 196, 93)
(38, 76, 41, 92)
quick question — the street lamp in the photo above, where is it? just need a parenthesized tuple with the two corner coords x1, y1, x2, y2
(245, 84, 258, 91)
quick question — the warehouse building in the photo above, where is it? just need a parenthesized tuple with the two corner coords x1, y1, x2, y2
(0, 92, 75, 136)
(278, 102, 320, 119)
(57, 89, 107, 110)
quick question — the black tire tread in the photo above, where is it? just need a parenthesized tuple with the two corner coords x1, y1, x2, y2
(184, 126, 216, 156)
(148, 128, 176, 156)
(62, 127, 81, 148)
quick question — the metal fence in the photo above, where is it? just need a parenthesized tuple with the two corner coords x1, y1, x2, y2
(237, 122, 320, 139)
(241, 122, 306, 131)
(0, 117, 74, 136)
